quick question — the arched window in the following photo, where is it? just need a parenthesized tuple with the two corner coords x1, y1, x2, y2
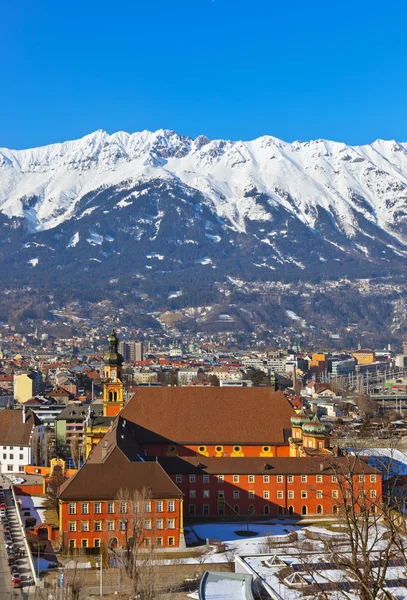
(109, 537, 118, 549)
(333, 505, 338, 514)
(317, 504, 323, 514)
(264, 505, 270, 515)
(248, 504, 255, 515)
(113, 391, 117, 401)
(278, 506, 284, 515)
(302, 505, 307, 516)
(233, 504, 240, 515)
(109, 391, 113, 401)
(288, 506, 294, 515)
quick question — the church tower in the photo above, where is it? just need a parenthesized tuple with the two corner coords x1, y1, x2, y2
(103, 330, 124, 417)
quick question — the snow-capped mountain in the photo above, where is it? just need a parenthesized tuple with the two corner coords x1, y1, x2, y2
(1, 128, 407, 306)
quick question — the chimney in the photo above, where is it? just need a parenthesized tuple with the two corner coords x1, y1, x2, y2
(22, 405, 26, 424)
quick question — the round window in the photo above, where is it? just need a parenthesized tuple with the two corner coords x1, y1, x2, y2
(199, 446, 205, 452)
(234, 446, 241, 452)
(263, 446, 270, 452)
(216, 446, 222, 452)
(169, 446, 175, 452)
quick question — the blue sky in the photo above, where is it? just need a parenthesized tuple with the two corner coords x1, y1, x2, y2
(2, 0, 407, 149)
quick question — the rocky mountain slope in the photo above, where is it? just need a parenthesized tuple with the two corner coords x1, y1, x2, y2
(1, 129, 407, 325)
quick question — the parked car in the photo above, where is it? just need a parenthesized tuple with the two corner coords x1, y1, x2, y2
(7, 556, 15, 566)
(10, 565, 19, 575)
(11, 575, 21, 588)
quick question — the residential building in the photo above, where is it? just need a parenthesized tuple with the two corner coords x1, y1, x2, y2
(352, 349, 375, 365)
(118, 340, 143, 362)
(24, 397, 66, 429)
(0, 388, 14, 408)
(14, 371, 41, 404)
(0, 408, 45, 473)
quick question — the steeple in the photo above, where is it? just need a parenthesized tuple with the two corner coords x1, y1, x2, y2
(102, 329, 124, 417)
(103, 329, 124, 366)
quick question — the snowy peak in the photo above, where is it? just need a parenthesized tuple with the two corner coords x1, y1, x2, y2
(1, 128, 407, 264)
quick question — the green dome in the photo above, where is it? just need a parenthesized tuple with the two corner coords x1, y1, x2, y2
(291, 408, 310, 427)
(103, 329, 124, 366)
(302, 413, 327, 436)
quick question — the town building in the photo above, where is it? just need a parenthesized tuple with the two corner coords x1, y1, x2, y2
(14, 371, 41, 403)
(118, 340, 143, 362)
(59, 370, 381, 551)
(0, 408, 45, 473)
(24, 396, 66, 429)
(352, 348, 375, 365)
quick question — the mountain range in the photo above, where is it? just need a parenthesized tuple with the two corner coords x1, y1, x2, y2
(1, 129, 407, 337)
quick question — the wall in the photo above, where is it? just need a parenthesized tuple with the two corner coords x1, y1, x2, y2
(0, 445, 31, 474)
(143, 443, 291, 458)
(14, 484, 43, 496)
(60, 498, 182, 549)
(170, 472, 382, 518)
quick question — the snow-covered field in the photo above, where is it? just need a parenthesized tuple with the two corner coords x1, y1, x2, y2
(186, 521, 299, 545)
(18, 495, 46, 524)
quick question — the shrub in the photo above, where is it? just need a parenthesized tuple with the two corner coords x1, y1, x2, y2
(25, 517, 37, 528)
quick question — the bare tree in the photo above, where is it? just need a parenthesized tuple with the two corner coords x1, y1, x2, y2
(43, 468, 67, 516)
(41, 430, 53, 466)
(65, 560, 87, 600)
(69, 436, 81, 469)
(224, 543, 237, 572)
(295, 442, 407, 600)
(193, 545, 209, 564)
(31, 431, 41, 466)
(107, 487, 160, 600)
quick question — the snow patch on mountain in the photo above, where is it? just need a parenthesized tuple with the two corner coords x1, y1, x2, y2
(67, 232, 80, 248)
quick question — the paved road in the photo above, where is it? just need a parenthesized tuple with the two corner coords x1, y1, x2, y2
(0, 479, 33, 600)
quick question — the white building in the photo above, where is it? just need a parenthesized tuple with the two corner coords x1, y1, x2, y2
(177, 369, 199, 386)
(0, 408, 45, 474)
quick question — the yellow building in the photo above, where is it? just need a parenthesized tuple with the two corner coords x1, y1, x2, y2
(352, 349, 375, 365)
(308, 353, 328, 374)
(134, 370, 158, 384)
(85, 330, 125, 457)
(14, 372, 40, 404)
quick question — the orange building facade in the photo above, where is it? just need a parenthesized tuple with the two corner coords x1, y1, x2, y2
(58, 337, 382, 551)
(59, 496, 183, 550)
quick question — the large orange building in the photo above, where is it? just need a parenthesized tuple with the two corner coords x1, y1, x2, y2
(59, 377, 381, 550)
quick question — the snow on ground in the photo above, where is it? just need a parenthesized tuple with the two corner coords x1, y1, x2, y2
(186, 521, 299, 545)
(349, 447, 407, 477)
(86, 231, 103, 245)
(67, 232, 79, 247)
(175, 521, 302, 565)
(196, 257, 213, 265)
(18, 495, 46, 524)
(205, 233, 221, 242)
(285, 310, 307, 327)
